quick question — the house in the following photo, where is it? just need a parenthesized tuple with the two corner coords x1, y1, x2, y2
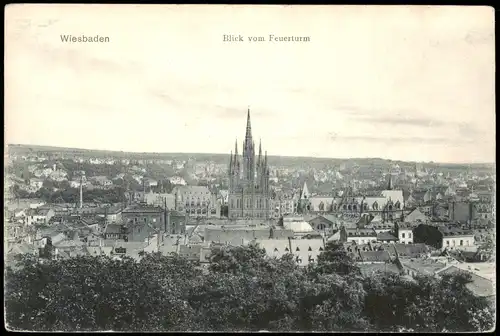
(395, 222, 414, 244)
(26, 208, 55, 226)
(376, 231, 398, 244)
(204, 226, 293, 245)
(96, 206, 123, 224)
(413, 224, 475, 251)
(340, 227, 378, 245)
(121, 204, 166, 242)
(255, 238, 325, 266)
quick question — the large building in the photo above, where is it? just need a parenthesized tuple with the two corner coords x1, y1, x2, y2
(227, 109, 272, 219)
(298, 176, 405, 223)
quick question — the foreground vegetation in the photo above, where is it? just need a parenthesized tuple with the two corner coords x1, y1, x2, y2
(5, 242, 495, 332)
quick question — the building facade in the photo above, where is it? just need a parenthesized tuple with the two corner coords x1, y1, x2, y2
(227, 109, 272, 219)
(173, 186, 218, 218)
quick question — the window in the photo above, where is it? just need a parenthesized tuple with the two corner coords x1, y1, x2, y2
(446, 240, 450, 246)
(460, 240, 463, 246)
(408, 233, 412, 239)
(402, 233, 405, 238)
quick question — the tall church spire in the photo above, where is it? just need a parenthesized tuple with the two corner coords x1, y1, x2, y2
(234, 139, 238, 157)
(245, 107, 252, 142)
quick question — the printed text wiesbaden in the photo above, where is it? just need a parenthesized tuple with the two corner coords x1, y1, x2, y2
(60, 35, 110, 43)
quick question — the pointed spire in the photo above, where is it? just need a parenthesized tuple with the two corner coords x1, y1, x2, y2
(234, 139, 238, 157)
(229, 150, 233, 174)
(245, 107, 252, 142)
(387, 173, 393, 190)
(259, 138, 262, 157)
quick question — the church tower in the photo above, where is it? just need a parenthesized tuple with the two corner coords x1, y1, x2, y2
(228, 108, 271, 220)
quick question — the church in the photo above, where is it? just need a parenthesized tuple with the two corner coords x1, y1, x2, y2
(227, 108, 272, 219)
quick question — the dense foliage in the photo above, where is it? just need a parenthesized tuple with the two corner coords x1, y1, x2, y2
(10, 184, 127, 204)
(5, 242, 495, 332)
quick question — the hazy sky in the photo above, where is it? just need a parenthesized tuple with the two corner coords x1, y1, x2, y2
(5, 5, 495, 163)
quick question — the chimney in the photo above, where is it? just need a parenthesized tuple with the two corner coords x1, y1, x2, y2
(79, 176, 83, 209)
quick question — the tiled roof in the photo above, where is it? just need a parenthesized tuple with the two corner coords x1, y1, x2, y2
(384, 243, 430, 258)
(377, 232, 398, 241)
(360, 250, 391, 262)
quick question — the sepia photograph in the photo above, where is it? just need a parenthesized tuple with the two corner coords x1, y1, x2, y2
(4, 4, 496, 332)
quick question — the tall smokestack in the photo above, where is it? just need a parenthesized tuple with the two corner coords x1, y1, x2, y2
(79, 175, 83, 209)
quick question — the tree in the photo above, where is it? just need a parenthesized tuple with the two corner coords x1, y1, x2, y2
(4, 254, 199, 332)
(476, 235, 495, 261)
(312, 241, 361, 277)
(362, 271, 495, 332)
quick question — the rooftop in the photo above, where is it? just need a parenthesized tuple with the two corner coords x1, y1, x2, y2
(360, 250, 391, 262)
(122, 204, 164, 214)
(401, 259, 446, 276)
(377, 232, 398, 241)
(358, 262, 401, 276)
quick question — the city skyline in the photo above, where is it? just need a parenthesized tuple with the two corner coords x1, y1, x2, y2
(5, 5, 495, 164)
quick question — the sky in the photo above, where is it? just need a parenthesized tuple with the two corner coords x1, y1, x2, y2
(5, 5, 495, 163)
